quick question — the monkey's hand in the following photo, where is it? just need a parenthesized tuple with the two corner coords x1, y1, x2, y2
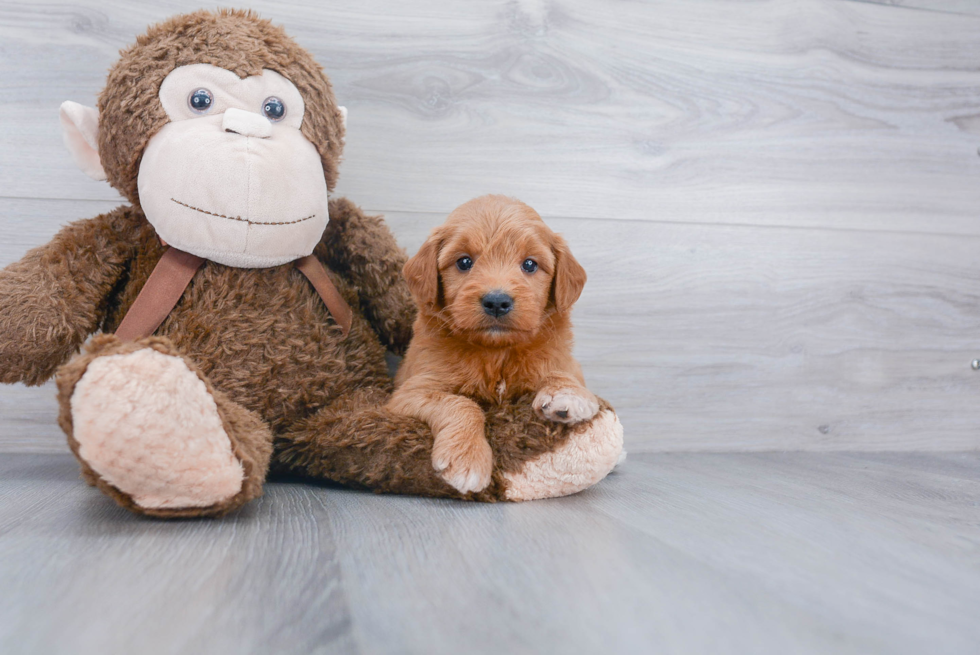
(0, 277, 83, 386)
(0, 208, 138, 386)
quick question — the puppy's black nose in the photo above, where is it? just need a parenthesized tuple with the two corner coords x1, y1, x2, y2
(481, 291, 513, 318)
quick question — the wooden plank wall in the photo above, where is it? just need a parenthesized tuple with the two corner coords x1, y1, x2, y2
(1, 0, 978, 453)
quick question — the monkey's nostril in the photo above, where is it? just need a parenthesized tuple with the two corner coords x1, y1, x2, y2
(481, 291, 514, 318)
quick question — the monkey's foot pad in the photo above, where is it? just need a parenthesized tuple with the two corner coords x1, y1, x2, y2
(70, 348, 243, 509)
(503, 409, 625, 501)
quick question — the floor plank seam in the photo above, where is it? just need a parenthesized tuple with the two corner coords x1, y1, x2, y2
(5, 196, 980, 240)
(841, 0, 980, 19)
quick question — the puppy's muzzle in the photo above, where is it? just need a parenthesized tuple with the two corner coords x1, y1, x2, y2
(481, 291, 513, 318)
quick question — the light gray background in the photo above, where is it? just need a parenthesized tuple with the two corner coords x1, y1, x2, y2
(2, 0, 979, 453)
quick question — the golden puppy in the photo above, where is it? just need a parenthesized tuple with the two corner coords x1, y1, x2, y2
(388, 195, 599, 493)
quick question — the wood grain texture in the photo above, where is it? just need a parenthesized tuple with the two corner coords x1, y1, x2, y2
(2, 1, 980, 453)
(854, 0, 980, 17)
(1, 451, 978, 654)
(1, 0, 980, 234)
(0, 455, 358, 655)
(3, 200, 978, 453)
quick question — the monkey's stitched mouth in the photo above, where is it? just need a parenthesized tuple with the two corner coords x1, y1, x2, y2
(170, 198, 315, 226)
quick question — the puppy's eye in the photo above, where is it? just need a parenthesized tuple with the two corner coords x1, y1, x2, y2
(521, 258, 538, 273)
(456, 256, 473, 272)
(188, 88, 213, 113)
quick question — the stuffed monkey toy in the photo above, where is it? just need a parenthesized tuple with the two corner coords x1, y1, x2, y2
(0, 10, 623, 518)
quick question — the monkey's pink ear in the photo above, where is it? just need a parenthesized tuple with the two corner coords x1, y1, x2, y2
(59, 101, 106, 181)
(338, 106, 347, 143)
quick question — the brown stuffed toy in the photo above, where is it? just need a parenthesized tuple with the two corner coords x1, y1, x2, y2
(0, 9, 623, 518)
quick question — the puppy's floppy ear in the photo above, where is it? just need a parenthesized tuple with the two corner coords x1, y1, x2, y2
(403, 230, 443, 310)
(550, 233, 587, 313)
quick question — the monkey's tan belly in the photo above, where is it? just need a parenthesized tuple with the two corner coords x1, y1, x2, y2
(149, 263, 391, 432)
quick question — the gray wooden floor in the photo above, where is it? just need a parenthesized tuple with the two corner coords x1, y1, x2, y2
(1, 451, 977, 655)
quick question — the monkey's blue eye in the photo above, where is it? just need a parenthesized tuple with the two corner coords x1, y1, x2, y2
(262, 96, 286, 121)
(456, 256, 473, 272)
(188, 88, 213, 113)
(522, 258, 538, 273)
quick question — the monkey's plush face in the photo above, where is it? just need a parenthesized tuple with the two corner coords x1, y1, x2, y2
(60, 11, 349, 268)
(136, 64, 329, 268)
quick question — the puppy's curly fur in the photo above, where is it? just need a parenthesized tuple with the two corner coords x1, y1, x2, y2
(389, 196, 600, 494)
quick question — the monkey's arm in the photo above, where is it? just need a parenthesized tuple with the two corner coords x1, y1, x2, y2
(0, 207, 139, 385)
(319, 197, 416, 354)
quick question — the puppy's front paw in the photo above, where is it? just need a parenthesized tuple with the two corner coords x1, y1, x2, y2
(534, 388, 600, 424)
(432, 428, 493, 494)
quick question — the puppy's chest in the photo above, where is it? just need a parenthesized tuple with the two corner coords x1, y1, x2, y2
(458, 355, 540, 402)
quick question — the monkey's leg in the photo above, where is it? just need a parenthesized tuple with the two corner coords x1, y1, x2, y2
(493, 397, 624, 501)
(56, 335, 272, 518)
(273, 387, 471, 499)
(274, 389, 623, 502)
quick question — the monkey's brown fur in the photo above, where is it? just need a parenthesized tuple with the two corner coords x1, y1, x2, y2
(0, 10, 615, 517)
